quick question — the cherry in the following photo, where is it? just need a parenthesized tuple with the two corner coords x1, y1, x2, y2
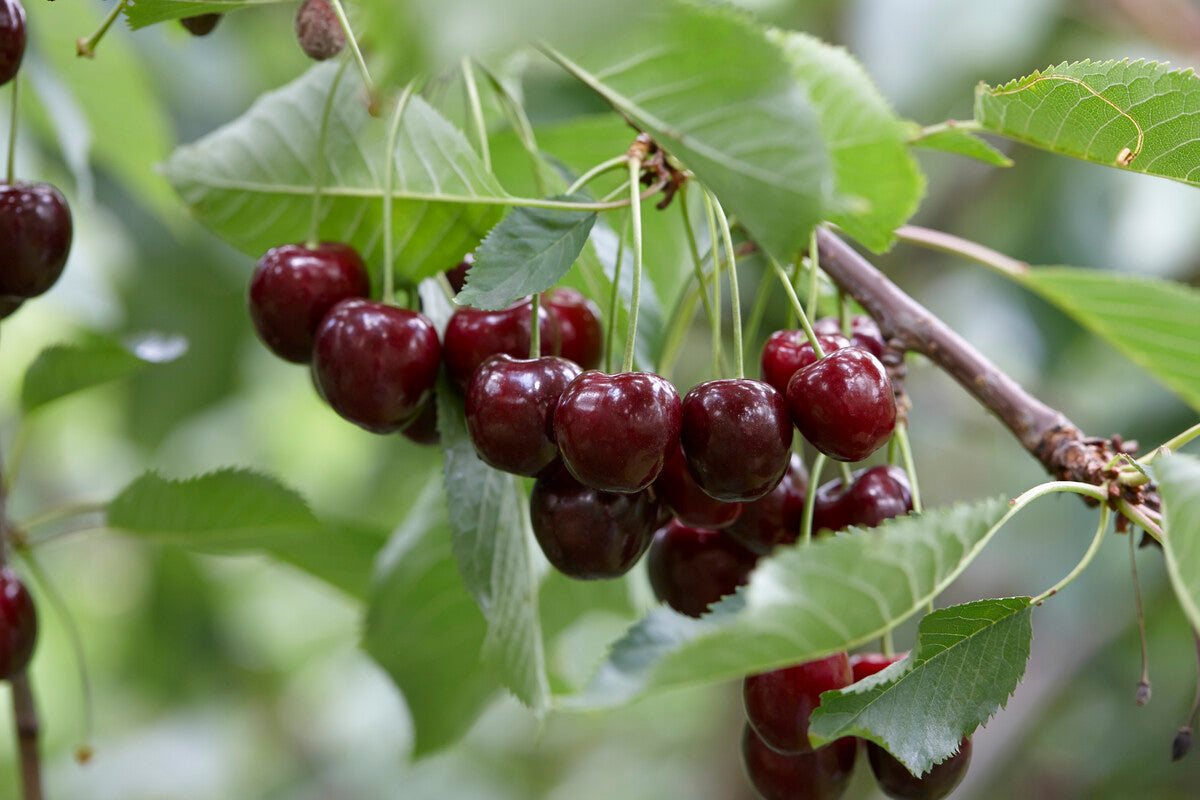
(465, 354, 581, 477)
(850, 651, 905, 682)
(680, 379, 792, 502)
(812, 465, 912, 534)
(813, 315, 886, 359)
(445, 254, 473, 294)
(0, 183, 72, 299)
(248, 242, 370, 363)
(646, 520, 758, 617)
(654, 445, 743, 529)
(742, 724, 858, 800)
(787, 347, 896, 462)
(0, 296, 21, 319)
(0, 566, 37, 680)
(726, 453, 809, 555)
(295, 0, 346, 61)
(400, 397, 439, 446)
(529, 462, 659, 579)
(761, 331, 849, 397)
(744, 652, 853, 754)
(180, 13, 221, 36)
(554, 370, 681, 493)
(311, 299, 441, 433)
(0, 0, 24, 87)
(543, 287, 603, 370)
(867, 737, 972, 800)
(443, 298, 561, 390)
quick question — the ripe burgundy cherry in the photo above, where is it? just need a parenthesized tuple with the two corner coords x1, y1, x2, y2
(0, 182, 73, 299)
(761, 330, 849, 396)
(787, 346, 896, 462)
(465, 354, 581, 477)
(529, 462, 659, 579)
(445, 254, 473, 294)
(680, 379, 792, 502)
(813, 315, 886, 359)
(868, 737, 972, 800)
(646, 520, 758, 617)
(850, 651, 905, 682)
(295, 0, 346, 61)
(726, 453, 808, 554)
(554, 370, 681, 493)
(654, 445, 743, 529)
(0, 567, 37, 680)
(443, 298, 560, 390)
(744, 652, 852, 754)
(0, 0, 25, 87)
(543, 287, 603, 370)
(180, 13, 222, 36)
(311, 299, 441, 433)
(248, 242, 370, 363)
(812, 465, 912, 534)
(742, 724, 858, 800)
(400, 398, 439, 446)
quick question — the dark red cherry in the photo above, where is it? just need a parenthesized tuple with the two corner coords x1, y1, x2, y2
(654, 445, 743, 529)
(868, 738, 972, 800)
(742, 725, 858, 800)
(312, 299, 441, 433)
(0, 566, 37, 680)
(443, 298, 561, 390)
(554, 370, 681, 493)
(465, 354, 581, 477)
(529, 462, 659, 579)
(646, 520, 758, 617)
(813, 315, 886, 359)
(295, 0, 346, 61)
(680, 379, 792, 503)
(812, 465, 912, 534)
(445, 254, 473, 294)
(787, 347, 896, 462)
(850, 652, 905, 682)
(543, 287, 603, 370)
(400, 397, 439, 446)
(0, 296, 21, 319)
(0, 0, 25, 86)
(744, 653, 853, 755)
(0, 183, 72, 299)
(726, 453, 809, 555)
(248, 242, 370, 363)
(761, 331, 849, 396)
(180, 13, 221, 36)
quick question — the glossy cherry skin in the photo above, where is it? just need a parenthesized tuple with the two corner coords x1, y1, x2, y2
(868, 737, 972, 800)
(400, 397, 439, 446)
(681, 379, 793, 503)
(744, 652, 853, 755)
(813, 315, 886, 359)
(248, 242, 370, 363)
(0, 183, 72, 299)
(529, 462, 659, 579)
(445, 254, 473, 294)
(295, 0, 346, 61)
(180, 13, 221, 36)
(727, 453, 809, 555)
(812, 465, 912, 534)
(0, 0, 25, 86)
(554, 370, 681, 493)
(543, 287, 603, 370)
(761, 331, 849, 397)
(646, 520, 759, 617)
(742, 725, 858, 800)
(465, 354, 581, 477)
(443, 298, 560, 390)
(654, 445, 743, 529)
(311, 299, 441, 433)
(0, 567, 37, 680)
(850, 652, 905, 682)
(787, 347, 896, 462)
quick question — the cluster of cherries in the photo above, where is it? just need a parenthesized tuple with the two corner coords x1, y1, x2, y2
(181, 0, 347, 62)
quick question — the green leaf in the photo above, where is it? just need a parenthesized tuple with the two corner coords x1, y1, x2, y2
(975, 59, 1200, 186)
(436, 387, 549, 710)
(1019, 267, 1200, 412)
(21, 333, 186, 414)
(1157, 454, 1200, 634)
(456, 196, 597, 310)
(124, 0, 286, 30)
(908, 124, 1014, 167)
(162, 62, 505, 285)
(809, 598, 1033, 775)
(769, 30, 925, 252)
(364, 474, 497, 756)
(544, 1, 833, 260)
(564, 497, 1012, 709)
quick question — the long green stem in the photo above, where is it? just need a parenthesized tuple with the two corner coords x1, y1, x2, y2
(838, 289, 851, 338)
(75, 0, 128, 58)
(881, 629, 895, 658)
(1129, 527, 1152, 705)
(801, 454, 827, 546)
(620, 158, 645, 374)
(701, 192, 724, 375)
(528, 294, 541, 358)
(894, 224, 1030, 280)
(1141, 422, 1200, 465)
(326, 0, 378, 113)
(2, 419, 29, 495)
(17, 501, 107, 533)
(709, 192, 743, 378)
(678, 186, 726, 372)
(460, 58, 490, 172)
(838, 461, 854, 487)
(308, 59, 353, 249)
(567, 156, 628, 196)
(742, 270, 773, 369)
(5, 77, 16, 185)
(1032, 506, 1111, 605)
(895, 424, 923, 513)
(806, 228, 820, 322)
(769, 257, 825, 357)
(1115, 498, 1164, 542)
(382, 81, 420, 305)
(787, 253, 804, 329)
(605, 213, 630, 373)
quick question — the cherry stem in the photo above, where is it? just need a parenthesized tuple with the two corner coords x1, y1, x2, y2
(308, 59, 353, 250)
(604, 212, 629, 374)
(477, 66, 548, 195)
(880, 629, 895, 659)
(528, 294, 541, 358)
(800, 453, 827, 546)
(620, 157, 644, 374)
(838, 289, 851, 339)
(75, 0, 128, 59)
(1115, 498, 1164, 542)
(838, 461, 853, 487)
(460, 58, 491, 172)
(786, 253, 804, 329)
(678, 185, 726, 378)
(1128, 527, 1152, 706)
(1140, 422, 1200, 466)
(567, 155, 628, 196)
(806, 228, 820, 321)
(325, 0, 378, 115)
(893, 224, 1030, 280)
(768, 256, 825, 358)
(708, 191, 744, 379)
(382, 80, 420, 306)
(742, 267, 773, 368)
(5, 77, 16, 185)
(894, 424, 923, 513)
(17, 501, 107, 533)
(1031, 505, 1110, 606)
(701, 190, 723, 376)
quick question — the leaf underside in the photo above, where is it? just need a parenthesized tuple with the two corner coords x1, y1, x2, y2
(1156, 454, 1200, 633)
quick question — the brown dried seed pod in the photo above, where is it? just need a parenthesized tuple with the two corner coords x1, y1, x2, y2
(295, 0, 346, 61)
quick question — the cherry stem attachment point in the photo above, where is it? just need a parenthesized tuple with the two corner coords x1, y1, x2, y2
(708, 190, 743, 379)
(308, 59, 353, 250)
(382, 80, 420, 306)
(769, 256, 824, 358)
(894, 424, 923, 513)
(76, 0, 128, 59)
(326, 0, 378, 114)
(801, 453, 827, 546)
(1031, 505, 1110, 606)
(620, 156, 644, 374)
(567, 155, 628, 196)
